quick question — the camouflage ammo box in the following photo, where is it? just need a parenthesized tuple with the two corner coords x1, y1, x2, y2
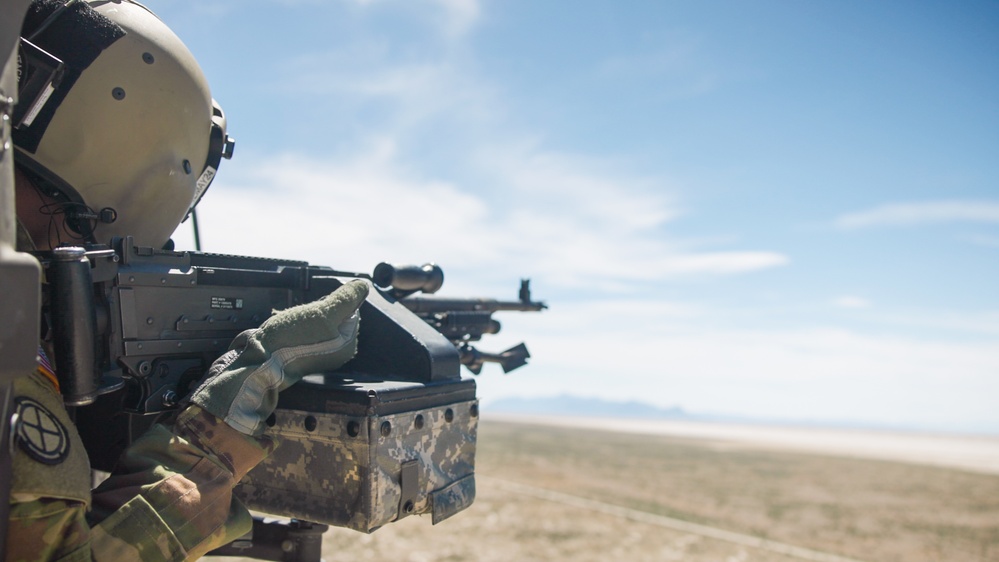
(234, 375, 478, 533)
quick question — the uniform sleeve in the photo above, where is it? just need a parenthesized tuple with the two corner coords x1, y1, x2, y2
(87, 405, 276, 561)
(6, 369, 92, 562)
(5, 498, 91, 562)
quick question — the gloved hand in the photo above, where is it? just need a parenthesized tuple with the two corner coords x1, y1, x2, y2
(187, 280, 369, 436)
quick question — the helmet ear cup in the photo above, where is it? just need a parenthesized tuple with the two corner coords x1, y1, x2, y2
(186, 99, 235, 222)
(13, 0, 229, 249)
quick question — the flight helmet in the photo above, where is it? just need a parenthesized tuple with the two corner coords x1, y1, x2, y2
(14, 0, 233, 249)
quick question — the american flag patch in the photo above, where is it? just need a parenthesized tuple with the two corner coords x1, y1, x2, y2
(36, 346, 59, 390)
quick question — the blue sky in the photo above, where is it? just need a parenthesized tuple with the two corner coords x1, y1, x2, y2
(143, 0, 998, 433)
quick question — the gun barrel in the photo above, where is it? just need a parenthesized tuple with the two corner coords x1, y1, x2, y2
(399, 295, 546, 314)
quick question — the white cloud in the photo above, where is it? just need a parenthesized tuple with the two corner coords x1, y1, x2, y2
(165, 0, 787, 313)
(174, 141, 788, 295)
(294, 0, 479, 36)
(279, 51, 485, 125)
(866, 309, 999, 339)
(176, 141, 492, 271)
(596, 41, 721, 100)
(654, 252, 789, 275)
(235, 0, 786, 291)
(463, 143, 789, 287)
(429, 0, 481, 36)
(476, 302, 999, 431)
(963, 234, 999, 248)
(835, 200, 999, 229)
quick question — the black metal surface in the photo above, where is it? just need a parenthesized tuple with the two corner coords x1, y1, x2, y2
(84, 240, 462, 415)
(207, 518, 328, 562)
(48, 247, 101, 405)
(277, 375, 477, 417)
(48, 240, 466, 471)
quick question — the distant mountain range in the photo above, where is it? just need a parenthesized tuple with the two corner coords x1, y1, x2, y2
(483, 395, 992, 434)
(484, 395, 689, 419)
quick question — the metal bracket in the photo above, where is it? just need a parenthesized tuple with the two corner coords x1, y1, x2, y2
(0, 92, 11, 162)
(207, 517, 328, 562)
(398, 459, 420, 520)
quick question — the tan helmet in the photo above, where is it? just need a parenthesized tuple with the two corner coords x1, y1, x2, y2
(13, 0, 233, 249)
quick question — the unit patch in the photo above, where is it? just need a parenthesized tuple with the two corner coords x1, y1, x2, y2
(13, 397, 70, 464)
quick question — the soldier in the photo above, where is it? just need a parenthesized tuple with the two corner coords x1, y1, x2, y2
(8, 1, 367, 559)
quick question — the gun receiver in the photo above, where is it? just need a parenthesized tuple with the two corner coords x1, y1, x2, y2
(372, 263, 547, 374)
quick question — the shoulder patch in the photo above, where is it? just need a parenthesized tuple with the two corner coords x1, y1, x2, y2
(14, 397, 71, 464)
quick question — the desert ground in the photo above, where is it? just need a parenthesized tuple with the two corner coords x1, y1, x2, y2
(490, 414, 999, 476)
(214, 416, 999, 562)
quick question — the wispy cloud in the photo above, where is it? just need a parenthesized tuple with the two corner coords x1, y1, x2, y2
(596, 41, 721, 100)
(835, 201, 999, 229)
(428, 0, 481, 36)
(211, 17, 787, 293)
(476, 300, 999, 431)
(214, 12, 785, 292)
(179, 136, 788, 296)
(278, 49, 491, 129)
(833, 295, 871, 309)
(963, 234, 999, 248)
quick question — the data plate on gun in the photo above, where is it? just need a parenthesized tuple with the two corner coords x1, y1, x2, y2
(234, 377, 477, 533)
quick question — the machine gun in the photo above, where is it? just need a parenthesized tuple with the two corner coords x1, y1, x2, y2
(37, 236, 545, 560)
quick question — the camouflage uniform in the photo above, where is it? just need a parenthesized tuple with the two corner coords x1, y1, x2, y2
(8, 213, 277, 560)
(6, 214, 365, 560)
(6, 364, 275, 561)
